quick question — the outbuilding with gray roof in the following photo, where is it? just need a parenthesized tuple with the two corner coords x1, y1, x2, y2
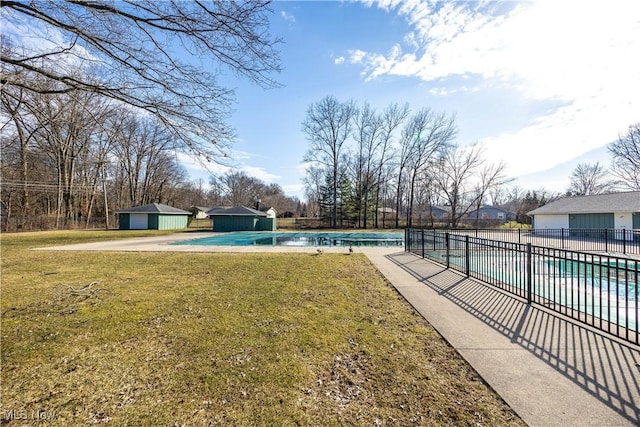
(207, 206, 277, 232)
(117, 203, 191, 230)
(527, 191, 640, 232)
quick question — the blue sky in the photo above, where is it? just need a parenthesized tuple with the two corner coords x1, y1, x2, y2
(181, 0, 639, 200)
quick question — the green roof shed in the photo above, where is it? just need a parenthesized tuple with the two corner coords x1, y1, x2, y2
(207, 206, 277, 232)
(117, 203, 191, 230)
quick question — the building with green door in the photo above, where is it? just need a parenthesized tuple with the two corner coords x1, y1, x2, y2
(117, 203, 191, 230)
(527, 191, 640, 237)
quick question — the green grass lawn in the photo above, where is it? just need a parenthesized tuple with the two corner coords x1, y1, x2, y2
(1, 230, 524, 426)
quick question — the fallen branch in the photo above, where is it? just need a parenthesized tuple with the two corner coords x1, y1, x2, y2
(55, 281, 106, 297)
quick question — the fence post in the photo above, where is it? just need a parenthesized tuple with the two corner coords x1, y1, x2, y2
(405, 228, 408, 252)
(605, 229, 609, 253)
(526, 243, 532, 304)
(445, 232, 450, 269)
(465, 235, 470, 276)
(561, 228, 565, 249)
(421, 228, 425, 258)
(433, 230, 437, 251)
(623, 229, 627, 255)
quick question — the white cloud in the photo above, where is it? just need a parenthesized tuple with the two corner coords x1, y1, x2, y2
(353, 0, 640, 176)
(179, 151, 281, 183)
(281, 11, 296, 23)
(334, 56, 345, 65)
(240, 165, 281, 183)
(282, 184, 305, 198)
(348, 49, 367, 64)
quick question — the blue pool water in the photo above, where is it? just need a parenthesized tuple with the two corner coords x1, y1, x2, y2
(172, 231, 404, 247)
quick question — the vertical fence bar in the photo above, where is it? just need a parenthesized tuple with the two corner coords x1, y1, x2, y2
(624, 262, 629, 342)
(526, 243, 532, 304)
(421, 228, 425, 258)
(405, 228, 408, 252)
(598, 258, 603, 331)
(615, 259, 619, 332)
(445, 232, 450, 269)
(576, 254, 581, 323)
(633, 261, 640, 344)
(465, 236, 470, 276)
(607, 255, 612, 330)
(433, 230, 437, 252)
(590, 257, 595, 329)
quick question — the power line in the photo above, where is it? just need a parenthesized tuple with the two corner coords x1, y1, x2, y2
(1, 180, 105, 191)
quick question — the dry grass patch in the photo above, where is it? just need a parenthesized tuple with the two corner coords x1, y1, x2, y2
(1, 231, 524, 426)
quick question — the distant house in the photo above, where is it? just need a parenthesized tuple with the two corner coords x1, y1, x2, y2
(191, 206, 212, 220)
(527, 191, 640, 233)
(467, 205, 516, 223)
(207, 206, 277, 232)
(117, 203, 191, 230)
(377, 207, 396, 215)
(428, 206, 451, 222)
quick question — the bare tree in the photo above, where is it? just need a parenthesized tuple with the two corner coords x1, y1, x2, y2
(351, 102, 384, 228)
(608, 123, 640, 190)
(432, 144, 484, 228)
(110, 115, 178, 206)
(303, 164, 325, 218)
(210, 170, 263, 208)
(374, 103, 408, 228)
(209, 169, 298, 214)
(393, 114, 416, 228)
(567, 162, 613, 196)
(74, 120, 113, 227)
(405, 110, 456, 228)
(302, 96, 356, 228)
(27, 89, 111, 227)
(0, 81, 41, 228)
(470, 160, 512, 227)
(1, 1, 282, 162)
(392, 109, 456, 228)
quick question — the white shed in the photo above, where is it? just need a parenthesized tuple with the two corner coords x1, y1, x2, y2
(528, 191, 640, 233)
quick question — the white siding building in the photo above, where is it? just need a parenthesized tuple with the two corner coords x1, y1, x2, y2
(527, 191, 640, 236)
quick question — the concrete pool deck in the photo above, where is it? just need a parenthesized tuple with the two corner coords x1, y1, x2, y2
(39, 233, 640, 426)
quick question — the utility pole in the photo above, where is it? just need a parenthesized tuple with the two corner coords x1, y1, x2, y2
(101, 162, 109, 229)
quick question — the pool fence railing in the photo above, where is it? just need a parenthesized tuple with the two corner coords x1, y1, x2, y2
(405, 228, 639, 345)
(417, 227, 640, 256)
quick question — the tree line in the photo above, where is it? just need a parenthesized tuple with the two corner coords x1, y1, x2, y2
(302, 95, 640, 229)
(302, 96, 510, 229)
(0, 80, 307, 231)
(1, 1, 282, 231)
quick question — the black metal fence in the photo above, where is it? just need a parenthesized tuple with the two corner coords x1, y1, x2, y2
(427, 228, 640, 256)
(406, 229, 639, 345)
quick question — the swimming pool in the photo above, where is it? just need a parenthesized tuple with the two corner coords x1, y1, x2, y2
(172, 231, 404, 247)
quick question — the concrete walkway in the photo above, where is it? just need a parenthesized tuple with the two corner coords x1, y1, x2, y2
(40, 234, 640, 426)
(366, 250, 640, 427)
